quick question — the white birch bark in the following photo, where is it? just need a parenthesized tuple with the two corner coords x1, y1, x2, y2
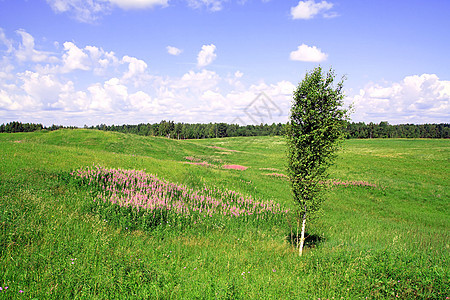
(299, 211, 307, 256)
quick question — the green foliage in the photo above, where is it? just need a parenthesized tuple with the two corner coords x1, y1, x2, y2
(345, 121, 450, 138)
(287, 66, 349, 217)
(3, 120, 450, 138)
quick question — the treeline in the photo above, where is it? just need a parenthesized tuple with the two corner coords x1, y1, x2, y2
(86, 121, 285, 139)
(0, 121, 76, 133)
(346, 122, 450, 139)
(1, 121, 449, 139)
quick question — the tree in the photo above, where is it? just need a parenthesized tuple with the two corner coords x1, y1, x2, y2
(286, 66, 349, 256)
(217, 123, 228, 138)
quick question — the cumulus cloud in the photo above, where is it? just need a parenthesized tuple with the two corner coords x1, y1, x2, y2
(290, 44, 328, 62)
(197, 44, 217, 67)
(4, 27, 447, 126)
(128, 90, 156, 111)
(0, 90, 41, 111)
(179, 69, 220, 90)
(223, 80, 294, 125)
(121, 55, 148, 80)
(88, 78, 128, 111)
(52, 88, 90, 111)
(19, 71, 66, 103)
(348, 74, 450, 124)
(291, 0, 335, 20)
(166, 46, 183, 56)
(0, 72, 46, 111)
(61, 42, 90, 72)
(85, 45, 119, 75)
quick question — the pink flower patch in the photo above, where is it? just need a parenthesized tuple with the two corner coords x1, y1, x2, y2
(222, 165, 248, 171)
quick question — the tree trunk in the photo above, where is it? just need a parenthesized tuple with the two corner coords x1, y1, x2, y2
(299, 210, 307, 256)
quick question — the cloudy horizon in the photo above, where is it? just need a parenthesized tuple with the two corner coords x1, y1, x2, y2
(0, 0, 449, 127)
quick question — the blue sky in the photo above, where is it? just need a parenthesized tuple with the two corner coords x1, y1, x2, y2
(0, 0, 449, 126)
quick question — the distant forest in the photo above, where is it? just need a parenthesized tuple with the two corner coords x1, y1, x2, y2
(1, 121, 449, 139)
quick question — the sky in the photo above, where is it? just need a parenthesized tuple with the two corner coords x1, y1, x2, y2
(0, 0, 449, 127)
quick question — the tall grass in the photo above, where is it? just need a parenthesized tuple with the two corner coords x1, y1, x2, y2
(0, 130, 448, 298)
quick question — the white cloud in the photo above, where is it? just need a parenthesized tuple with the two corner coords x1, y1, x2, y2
(197, 44, 217, 67)
(19, 71, 65, 103)
(0, 89, 18, 110)
(37, 41, 119, 75)
(121, 56, 149, 87)
(46, 0, 111, 23)
(0, 91, 41, 111)
(0, 76, 44, 111)
(225, 71, 245, 91)
(85, 45, 119, 75)
(0, 58, 15, 81)
(53, 89, 90, 111)
(348, 74, 450, 124)
(43, 0, 177, 23)
(128, 90, 156, 111)
(200, 90, 227, 110)
(187, 0, 227, 12)
(177, 69, 220, 91)
(122, 55, 147, 79)
(0, 28, 13, 53)
(87, 84, 113, 111)
(61, 42, 90, 72)
(15, 29, 58, 63)
(234, 71, 243, 78)
(223, 81, 293, 125)
(109, 0, 168, 9)
(3, 26, 447, 127)
(269, 80, 296, 96)
(291, 0, 334, 20)
(290, 44, 328, 62)
(86, 78, 131, 111)
(166, 46, 182, 56)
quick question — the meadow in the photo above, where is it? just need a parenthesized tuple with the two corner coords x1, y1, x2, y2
(0, 129, 448, 299)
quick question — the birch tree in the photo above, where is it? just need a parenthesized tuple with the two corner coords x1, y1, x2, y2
(286, 66, 349, 256)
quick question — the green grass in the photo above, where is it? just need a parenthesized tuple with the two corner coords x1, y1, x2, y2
(1, 130, 449, 299)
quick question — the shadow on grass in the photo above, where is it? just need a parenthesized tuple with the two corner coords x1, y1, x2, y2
(286, 232, 325, 249)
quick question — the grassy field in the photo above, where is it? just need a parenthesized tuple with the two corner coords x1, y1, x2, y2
(0, 129, 448, 299)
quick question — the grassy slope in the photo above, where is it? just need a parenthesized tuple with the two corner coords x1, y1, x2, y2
(0, 130, 449, 299)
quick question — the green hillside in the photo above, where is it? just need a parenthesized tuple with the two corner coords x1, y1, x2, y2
(0, 130, 448, 299)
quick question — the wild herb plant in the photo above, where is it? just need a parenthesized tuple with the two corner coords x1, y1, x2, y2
(71, 165, 289, 232)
